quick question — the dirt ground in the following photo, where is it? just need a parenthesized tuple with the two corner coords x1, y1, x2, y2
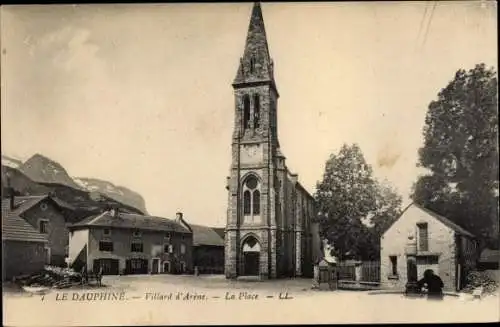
(3, 274, 499, 325)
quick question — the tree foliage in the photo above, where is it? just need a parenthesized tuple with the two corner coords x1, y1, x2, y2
(315, 144, 403, 260)
(412, 63, 499, 249)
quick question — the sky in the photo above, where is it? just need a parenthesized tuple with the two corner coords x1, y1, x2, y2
(1, 2, 497, 227)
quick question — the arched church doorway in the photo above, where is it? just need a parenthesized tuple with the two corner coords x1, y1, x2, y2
(242, 236, 261, 276)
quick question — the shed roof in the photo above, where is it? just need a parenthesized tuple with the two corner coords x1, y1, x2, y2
(479, 248, 500, 263)
(190, 224, 224, 247)
(69, 210, 191, 233)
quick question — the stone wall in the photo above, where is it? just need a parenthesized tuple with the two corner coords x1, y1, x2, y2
(22, 199, 68, 266)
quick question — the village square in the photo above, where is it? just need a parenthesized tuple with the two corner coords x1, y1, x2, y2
(2, 2, 499, 325)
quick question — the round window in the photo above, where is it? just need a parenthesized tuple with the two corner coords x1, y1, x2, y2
(40, 203, 48, 211)
(245, 176, 258, 190)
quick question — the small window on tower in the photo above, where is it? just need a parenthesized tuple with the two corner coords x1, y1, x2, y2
(250, 57, 255, 73)
(253, 190, 260, 215)
(243, 95, 251, 129)
(254, 94, 260, 129)
(243, 190, 251, 215)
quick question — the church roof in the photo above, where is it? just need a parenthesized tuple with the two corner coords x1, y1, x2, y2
(233, 2, 278, 93)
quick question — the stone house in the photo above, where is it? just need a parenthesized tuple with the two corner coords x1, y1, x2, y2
(67, 209, 193, 275)
(380, 203, 479, 292)
(225, 2, 322, 280)
(190, 224, 225, 274)
(2, 194, 69, 266)
(2, 209, 48, 280)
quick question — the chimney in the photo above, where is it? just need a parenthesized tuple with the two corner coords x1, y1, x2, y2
(175, 211, 193, 233)
(109, 206, 119, 218)
(175, 212, 183, 223)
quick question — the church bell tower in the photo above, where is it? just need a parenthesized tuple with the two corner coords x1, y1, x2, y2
(225, 2, 285, 279)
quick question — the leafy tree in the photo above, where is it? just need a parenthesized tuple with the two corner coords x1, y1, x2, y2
(371, 181, 404, 237)
(315, 144, 402, 260)
(412, 63, 499, 249)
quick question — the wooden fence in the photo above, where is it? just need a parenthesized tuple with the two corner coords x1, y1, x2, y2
(337, 261, 380, 290)
(360, 261, 380, 283)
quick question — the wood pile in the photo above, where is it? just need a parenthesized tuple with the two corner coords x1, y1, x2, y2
(14, 265, 82, 289)
(462, 271, 499, 295)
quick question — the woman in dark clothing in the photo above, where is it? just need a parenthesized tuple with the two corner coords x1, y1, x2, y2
(417, 269, 444, 300)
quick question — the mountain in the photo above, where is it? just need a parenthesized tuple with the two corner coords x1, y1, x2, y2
(1, 164, 51, 195)
(1, 155, 23, 169)
(1, 153, 147, 215)
(74, 177, 147, 214)
(19, 154, 82, 190)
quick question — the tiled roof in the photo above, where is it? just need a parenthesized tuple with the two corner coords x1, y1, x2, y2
(212, 227, 225, 240)
(2, 213, 48, 243)
(1, 195, 48, 217)
(385, 203, 476, 238)
(413, 203, 475, 238)
(69, 211, 191, 233)
(190, 224, 224, 247)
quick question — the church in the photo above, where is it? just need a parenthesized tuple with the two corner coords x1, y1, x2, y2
(225, 3, 322, 279)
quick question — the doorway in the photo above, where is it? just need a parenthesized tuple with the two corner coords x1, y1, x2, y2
(152, 258, 160, 274)
(241, 236, 261, 276)
(407, 256, 418, 283)
(163, 261, 171, 274)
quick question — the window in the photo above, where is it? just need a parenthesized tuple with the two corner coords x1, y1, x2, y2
(132, 230, 142, 237)
(180, 243, 186, 254)
(103, 229, 111, 236)
(417, 223, 429, 252)
(39, 220, 49, 234)
(131, 242, 143, 253)
(253, 190, 260, 215)
(164, 233, 171, 240)
(164, 244, 173, 253)
(99, 241, 113, 252)
(130, 259, 143, 269)
(243, 190, 252, 215)
(253, 94, 260, 129)
(243, 95, 251, 129)
(390, 256, 398, 276)
(250, 56, 255, 73)
(416, 255, 439, 265)
(242, 175, 261, 222)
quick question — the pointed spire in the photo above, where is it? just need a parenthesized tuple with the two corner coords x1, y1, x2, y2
(233, 2, 276, 89)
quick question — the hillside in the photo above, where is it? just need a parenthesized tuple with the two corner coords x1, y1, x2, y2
(74, 177, 147, 214)
(1, 154, 147, 216)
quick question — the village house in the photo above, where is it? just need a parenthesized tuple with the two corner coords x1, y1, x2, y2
(2, 193, 70, 267)
(67, 209, 193, 275)
(380, 203, 479, 292)
(190, 224, 225, 274)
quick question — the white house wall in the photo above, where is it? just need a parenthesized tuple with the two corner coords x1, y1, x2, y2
(380, 205, 457, 292)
